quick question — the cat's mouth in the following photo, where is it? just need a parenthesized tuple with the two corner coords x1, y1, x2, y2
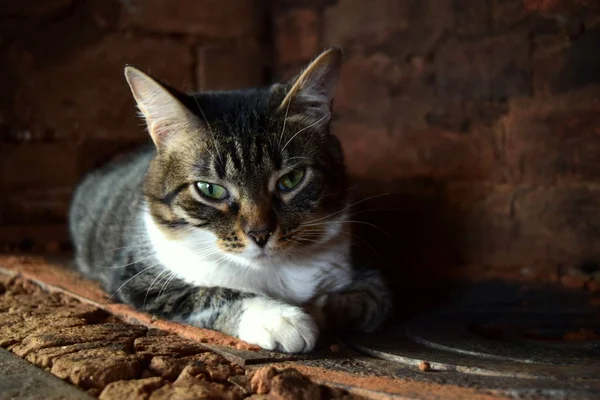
(253, 252, 271, 260)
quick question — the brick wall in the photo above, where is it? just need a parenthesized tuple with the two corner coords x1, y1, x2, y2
(0, 0, 267, 249)
(273, 0, 600, 283)
(2, 0, 600, 284)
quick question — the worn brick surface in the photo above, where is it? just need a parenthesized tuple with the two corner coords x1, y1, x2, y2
(523, 0, 600, 13)
(454, 0, 491, 34)
(121, 0, 264, 38)
(533, 28, 600, 94)
(1, 0, 75, 19)
(436, 33, 531, 100)
(275, 9, 320, 65)
(0, 143, 79, 190)
(334, 53, 398, 122)
(501, 87, 600, 183)
(100, 377, 167, 400)
(336, 121, 495, 181)
(1, 187, 73, 225)
(323, 0, 408, 46)
(0, 273, 367, 399)
(196, 45, 264, 91)
(443, 182, 600, 267)
(492, 0, 529, 27)
(0, 347, 93, 400)
(10, 34, 193, 143)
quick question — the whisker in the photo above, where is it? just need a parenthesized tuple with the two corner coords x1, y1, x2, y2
(301, 220, 391, 237)
(278, 94, 292, 149)
(286, 156, 313, 161)
(302, 228, 385, 262)
(106, 263, 160, 302)
(301, 193, 394, 225)
(107, 253, 157, 269)
(101, 244, 152, 253)
(158, 273, 178, 299)
(143, 268, 169, 308)
(346, 207, 408, 217)
(281, 113, 328, 153)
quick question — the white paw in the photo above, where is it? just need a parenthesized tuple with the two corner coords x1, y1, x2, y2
(237, 298, 318, 353)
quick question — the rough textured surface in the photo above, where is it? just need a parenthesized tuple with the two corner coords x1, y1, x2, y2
(0, 255, 263, 352)
(0, 256, 522, 399)
(99, 377, 167, 400)
(0, 347, 93, 400)
(0, 267, 369, 399)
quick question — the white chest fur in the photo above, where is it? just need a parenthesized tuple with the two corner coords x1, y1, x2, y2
(144, 212, 352, 305)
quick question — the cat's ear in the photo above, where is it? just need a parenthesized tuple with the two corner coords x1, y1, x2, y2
(124, 66, 198, 151)
(278, 48, 343, 126)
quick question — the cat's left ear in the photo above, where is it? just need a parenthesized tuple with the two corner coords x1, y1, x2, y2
(278, 48, 343, 126)
(124, 66, 199, 151)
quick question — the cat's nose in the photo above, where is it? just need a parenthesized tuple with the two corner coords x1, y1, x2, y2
(246, 229, 271, 248)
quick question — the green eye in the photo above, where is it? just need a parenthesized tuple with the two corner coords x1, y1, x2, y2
(195, 182, 228, 200)
(277, 168, 305, 191)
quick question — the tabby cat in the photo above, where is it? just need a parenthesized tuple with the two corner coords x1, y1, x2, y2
(69, 48, 392, 353)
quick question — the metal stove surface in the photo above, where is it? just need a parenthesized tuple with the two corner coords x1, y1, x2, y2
(349, 282, 600, 399)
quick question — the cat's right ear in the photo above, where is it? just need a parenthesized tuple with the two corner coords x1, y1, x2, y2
(277, 48, 343, 127)
(124, 66, 198, 151)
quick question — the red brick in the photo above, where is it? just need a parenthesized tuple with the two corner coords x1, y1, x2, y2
(454, 0, 491, 34)
(443, 183, 600, 267)
(531, 34, 570, 95)
(0, 225, 69, 248)
(492, 0, 529, 27)
(323, 0, 408, 46)
(275, 9, 320, 65)
(11, 34, 193, 142)
(523, 0, 564, 12)
(121, 0, 264, 38)
(501, 88, 600, 183)
(1, 0, 74, 19)
(334, 121, 495, 181)
(3, 188, 72, 225)
(276, 63, 306, 82)
(436, 33, 531, 100)
(523, 0, 599, 13)
(409, 0, 455, 28)
(78, 138, 148, 177)
(389, 71, 436, 131)
(196, 44, 264, 91)
(335, 52, 400, 122)
(533, 28, 600, 95)
(380, 0, 454, 61)
(0, 144, 79, 190)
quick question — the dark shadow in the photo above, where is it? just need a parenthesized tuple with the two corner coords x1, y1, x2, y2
(347, 178, 465, 322)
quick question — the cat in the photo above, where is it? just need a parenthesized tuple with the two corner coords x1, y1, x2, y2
(69, 48, 392, 353)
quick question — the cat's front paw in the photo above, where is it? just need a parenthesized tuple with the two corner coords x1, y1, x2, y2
(237, 298, 318, 353)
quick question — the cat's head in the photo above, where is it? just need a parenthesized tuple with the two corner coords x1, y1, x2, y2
(125, 48, 349, 266)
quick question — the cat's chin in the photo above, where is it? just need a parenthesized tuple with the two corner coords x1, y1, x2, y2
(241, 251, 282, 265)
(222, 248, 292, 269)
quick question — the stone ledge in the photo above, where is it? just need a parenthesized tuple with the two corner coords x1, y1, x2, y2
(0, 255, 510, 399)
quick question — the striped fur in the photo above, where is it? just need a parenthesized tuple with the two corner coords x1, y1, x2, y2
(69, 49, 392, 352)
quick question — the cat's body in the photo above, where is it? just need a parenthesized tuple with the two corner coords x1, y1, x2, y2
(69, 49, 392, 352)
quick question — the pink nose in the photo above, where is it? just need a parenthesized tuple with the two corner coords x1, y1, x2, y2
(246, 230, 271, 247)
